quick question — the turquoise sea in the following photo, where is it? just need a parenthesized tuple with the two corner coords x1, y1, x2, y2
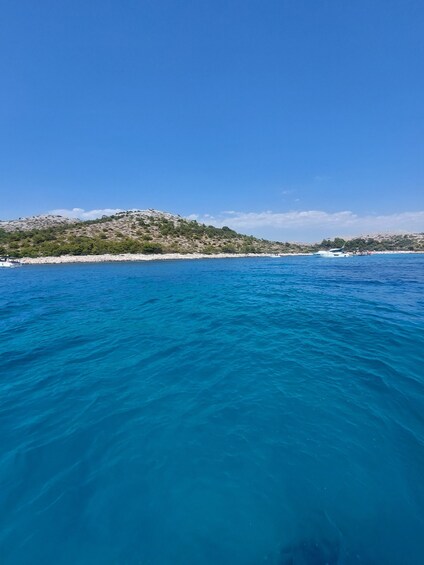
(1, 255, 424, 564)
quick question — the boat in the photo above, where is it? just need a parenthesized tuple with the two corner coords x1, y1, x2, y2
(315, 247, 351, 258)
(0, 256, 22, 268)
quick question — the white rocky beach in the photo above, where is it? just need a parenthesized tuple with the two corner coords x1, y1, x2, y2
(19, 252, 313, 265)
(16, 250, 423, 266)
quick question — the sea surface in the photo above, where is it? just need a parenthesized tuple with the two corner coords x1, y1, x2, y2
(1, 255, 424, 564)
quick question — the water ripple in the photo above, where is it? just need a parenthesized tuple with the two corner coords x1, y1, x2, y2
(1, 255, 424, 564)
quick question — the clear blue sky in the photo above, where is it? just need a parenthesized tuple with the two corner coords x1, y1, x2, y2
(1, 1, 423, 240)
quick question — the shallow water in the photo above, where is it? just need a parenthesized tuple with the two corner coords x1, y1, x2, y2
(1, 255, 424, 564)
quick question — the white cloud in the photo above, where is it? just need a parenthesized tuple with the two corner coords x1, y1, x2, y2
(191, 210, 424, 242)
(49, 207, 123, 220)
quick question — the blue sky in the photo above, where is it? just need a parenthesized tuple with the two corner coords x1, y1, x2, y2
(0, 0, 423, 241)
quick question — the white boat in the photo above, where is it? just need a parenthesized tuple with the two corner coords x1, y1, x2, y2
(0, 256, 21, 268)
(315, 247, 350, 258)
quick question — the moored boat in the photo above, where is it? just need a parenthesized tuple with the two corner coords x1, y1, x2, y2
(315, 248, 351, 258)
(0, 256, 22, 268)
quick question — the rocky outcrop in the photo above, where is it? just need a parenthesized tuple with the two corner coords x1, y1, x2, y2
(0, 214, 80, 232)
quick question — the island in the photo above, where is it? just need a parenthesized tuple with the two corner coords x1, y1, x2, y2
(1, 209, 423, 263)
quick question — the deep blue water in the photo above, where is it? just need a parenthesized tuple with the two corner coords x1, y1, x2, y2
(1, 255, 424, 564)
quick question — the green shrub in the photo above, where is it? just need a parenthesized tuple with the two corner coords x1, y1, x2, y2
(141, 243, 163, 254)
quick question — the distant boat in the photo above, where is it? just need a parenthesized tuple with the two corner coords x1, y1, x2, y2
(315, 248, 350, 258)
(0, 256, 21, 268)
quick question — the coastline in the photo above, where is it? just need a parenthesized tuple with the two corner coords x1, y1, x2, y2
(15, 250, 424, 265)
(19, 252, 312, 265)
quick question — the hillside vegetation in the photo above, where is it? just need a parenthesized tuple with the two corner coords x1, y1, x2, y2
(0, 210, 308, 257)
(319, 234, 424, 252)
(1, 210, 423, 257)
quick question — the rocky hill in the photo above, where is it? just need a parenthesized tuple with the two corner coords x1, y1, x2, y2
(0, 214, 79, 232)
(1, 210, 423, 257)
(0, 210, 309, 257)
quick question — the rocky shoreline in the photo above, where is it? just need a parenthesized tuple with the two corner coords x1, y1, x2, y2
(14, 250, 424, 265)
(18, 252, 314, 265)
